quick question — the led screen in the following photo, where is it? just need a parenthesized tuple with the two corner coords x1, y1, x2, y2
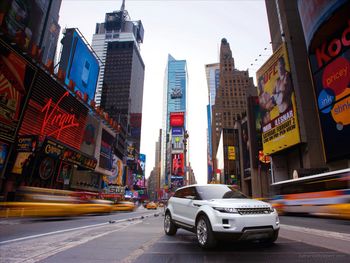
(59, 28, 99, 103)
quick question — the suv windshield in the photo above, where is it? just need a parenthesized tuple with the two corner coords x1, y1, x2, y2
(196, 185, 247, 200)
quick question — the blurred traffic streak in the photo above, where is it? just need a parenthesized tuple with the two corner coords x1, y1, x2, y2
(269, 170, 350, 220)
(112, 201, 136, 212)
(0, 186, 137, 218)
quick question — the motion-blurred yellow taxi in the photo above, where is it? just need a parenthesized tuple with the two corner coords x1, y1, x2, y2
(146, 201, 157, 210)
(112, 201, 135, 212)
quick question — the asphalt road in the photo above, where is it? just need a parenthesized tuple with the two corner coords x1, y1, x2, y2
(0, 209, 349, 263)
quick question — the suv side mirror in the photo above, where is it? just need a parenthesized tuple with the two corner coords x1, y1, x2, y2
(185, 195, 195, 200)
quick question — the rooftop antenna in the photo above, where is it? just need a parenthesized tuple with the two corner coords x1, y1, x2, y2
(121, 0, 125, 12)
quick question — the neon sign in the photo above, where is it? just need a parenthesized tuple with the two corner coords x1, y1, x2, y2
(41, 91, 79, 139)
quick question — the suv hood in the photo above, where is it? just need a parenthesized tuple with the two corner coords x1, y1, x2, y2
(202, 199, 271, 208)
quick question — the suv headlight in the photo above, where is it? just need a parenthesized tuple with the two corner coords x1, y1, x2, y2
(213, 207, 238, 213)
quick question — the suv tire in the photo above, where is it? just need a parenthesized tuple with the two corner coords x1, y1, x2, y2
(164, 212, 177, 235)
(196, 215, 217, 249)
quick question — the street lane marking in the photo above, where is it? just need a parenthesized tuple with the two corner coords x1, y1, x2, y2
(280, 224, 350, 242)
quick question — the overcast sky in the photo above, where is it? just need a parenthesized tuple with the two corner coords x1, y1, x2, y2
(58, 0, 272, 184)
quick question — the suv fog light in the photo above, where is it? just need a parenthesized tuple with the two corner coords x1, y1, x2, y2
(276, 215, 280, 225)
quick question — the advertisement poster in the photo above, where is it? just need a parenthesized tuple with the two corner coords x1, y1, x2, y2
(56, 161, 72, 185)
(308, 18, 350, 161)
(241, 122, 250, 174)
(99, 129, 114, 170)
(0, 141, 8, 172)
(172, 153, 184, 176)
(228, 146, 236, 160)
(109, 154, 123, 185)
(80, 113, 99, 156)
(0, 41, 35, 142)
(0, 0, 48, 51)
(12, 152, 32, 174)
(256, 43, 300, 155)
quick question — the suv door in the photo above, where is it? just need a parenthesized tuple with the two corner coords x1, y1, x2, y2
(176, 186, 200, 227)
(170, 188, 185, 222)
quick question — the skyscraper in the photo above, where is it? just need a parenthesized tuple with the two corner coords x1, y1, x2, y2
(161, 55, 188, 190)
(91, 1, 145, 159)
(211, 38, 256, 164)
(91, 0, 144, 106)
(205, 63, 220, 183)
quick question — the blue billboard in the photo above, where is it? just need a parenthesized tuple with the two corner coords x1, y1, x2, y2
(172, 127, 183, 135)
(59, 28, 99, 102)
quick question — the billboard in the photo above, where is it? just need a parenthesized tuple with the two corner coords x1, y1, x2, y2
(59, 28, 99, 103)
(109, 154, 123, 185)
(256, 43, 300, 155)
(80, 113, 99, 156)
(228, 146, 236, 160)
(0, 1, 48, 52)
(0, 141, 9, 172)
(308, 14, 350, 161)
(297, 0, 347, 49)
(172, 127, 183, 135)
(172, 153, 184, 176)
(18, 69, 88, 150)
(99, 128, 114, 170)
(0, 40, 35, 142)
(170, 112, 184, 127)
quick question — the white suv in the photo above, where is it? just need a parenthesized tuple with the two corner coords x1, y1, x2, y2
(164, 184, 279, 248)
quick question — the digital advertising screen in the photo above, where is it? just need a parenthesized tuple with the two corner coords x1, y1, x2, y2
(308, 16, 350, 161)
(170, 112, 184, 127)
(256, 43, 301, 155)
(172, 153, 184, 176)
(99, 128, 114, 170)
(59, 28, 99, 103)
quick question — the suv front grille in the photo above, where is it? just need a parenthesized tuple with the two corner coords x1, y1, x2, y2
(237, 207, 271, 215)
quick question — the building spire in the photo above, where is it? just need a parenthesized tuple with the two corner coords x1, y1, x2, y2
(121, 0, 125, 12)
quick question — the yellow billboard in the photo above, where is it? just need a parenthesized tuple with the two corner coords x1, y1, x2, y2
(228, 146, 236, 160)
(256, 43, 300, 155)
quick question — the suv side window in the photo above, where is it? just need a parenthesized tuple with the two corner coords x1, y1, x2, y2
(174, 188, 184, 198)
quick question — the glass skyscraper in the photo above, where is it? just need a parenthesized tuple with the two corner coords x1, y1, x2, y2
(161, 55, 188, 189)
(205, 63, 220, 183)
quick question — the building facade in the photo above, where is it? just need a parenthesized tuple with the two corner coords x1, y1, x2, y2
(262, 0, 349, 185)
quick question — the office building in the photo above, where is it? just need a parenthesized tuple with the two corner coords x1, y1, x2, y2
(161, 55, 188, 190)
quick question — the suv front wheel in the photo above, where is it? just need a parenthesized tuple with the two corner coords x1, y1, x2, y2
(164, 212, 177, 235)
(196, 215, 217, 248)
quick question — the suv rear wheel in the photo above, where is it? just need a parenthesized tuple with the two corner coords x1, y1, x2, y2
(196, 215, 217, 248)
(164, 212, 177, 235)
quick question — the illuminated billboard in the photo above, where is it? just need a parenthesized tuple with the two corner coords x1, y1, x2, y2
(0, 1, 47, 52)
(170, 112, 184, 127)
(172, 153, 184, 176)
(228, 146, 236, 160)
(307, 9, 350, 161)
(256, 43, 301, 155)
(172, 127, 183, 135)
(59, 28, 99, 103)
(0, 40, 36, 142)
(99, 128, 114, 170)
(18, 70, 88, 150)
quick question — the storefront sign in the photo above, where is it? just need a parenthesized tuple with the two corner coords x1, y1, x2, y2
(41, 138, 97, 170)
(41, 91, 79, 139)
